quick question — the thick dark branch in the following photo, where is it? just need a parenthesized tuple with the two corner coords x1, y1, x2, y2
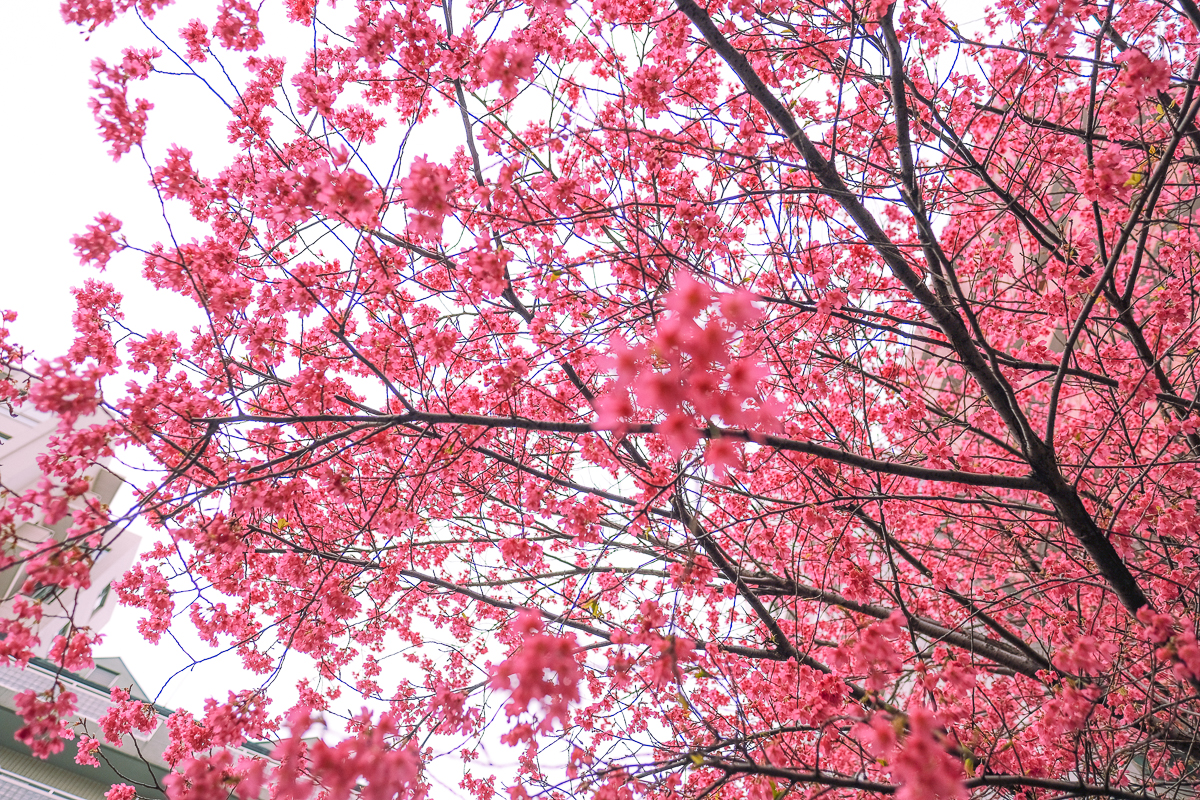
(673, 0, 1038, 452)
(702, 758, 1159, 800)
(673, 0, 1150, 614)
(849, 511, 1053, 672)
(672, 492, 849, 686)
(196, 411, 1041, 490)
(746, 575, 1044, 677)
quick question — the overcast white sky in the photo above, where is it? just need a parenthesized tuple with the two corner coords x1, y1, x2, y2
(0, 3, 296, 714)
(3, 4, 138, 359)
(0, 3, 470, 749)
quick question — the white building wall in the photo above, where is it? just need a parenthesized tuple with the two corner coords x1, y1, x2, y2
(0, 382, 140, 658)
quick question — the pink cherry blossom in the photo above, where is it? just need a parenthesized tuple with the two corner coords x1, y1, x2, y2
(490, 611, 581, 731)
(16, 2, 1200, 799)
(71, 213, 124, 268)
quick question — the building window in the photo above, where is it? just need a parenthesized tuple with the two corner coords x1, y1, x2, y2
(92, 584, 111, 614)
(27, 582, 61, 603)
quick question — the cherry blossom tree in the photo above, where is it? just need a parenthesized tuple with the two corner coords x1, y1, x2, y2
(4, 0, 1200, 797)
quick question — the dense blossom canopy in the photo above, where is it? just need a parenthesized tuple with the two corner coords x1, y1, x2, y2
(4, 0, 1200, 797)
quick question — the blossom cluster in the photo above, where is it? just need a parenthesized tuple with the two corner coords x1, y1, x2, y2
(595, 274, 772, 462)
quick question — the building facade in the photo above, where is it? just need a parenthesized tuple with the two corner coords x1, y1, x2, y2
(0, 374, 140, 658)
(0, 658, 172, 800)
(0, 375, 162, 798)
